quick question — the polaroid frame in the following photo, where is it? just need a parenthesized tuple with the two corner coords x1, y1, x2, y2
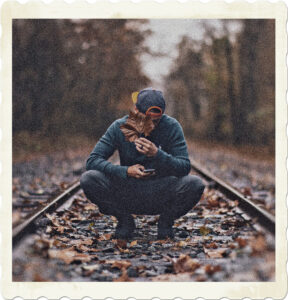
(1, 1, 287, 299)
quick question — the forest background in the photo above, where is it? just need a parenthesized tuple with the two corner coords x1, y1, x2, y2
(12, 19, 275, 159)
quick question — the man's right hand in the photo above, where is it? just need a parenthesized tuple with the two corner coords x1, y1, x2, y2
(127, 164, 152, 179)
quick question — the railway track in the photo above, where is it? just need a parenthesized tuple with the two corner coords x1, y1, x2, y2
(12, 161, 275, 248)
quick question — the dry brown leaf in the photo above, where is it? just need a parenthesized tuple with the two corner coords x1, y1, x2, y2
(70, 238, 93, 246)
(228, 243, 237, 249)
(110, 260, 131, 270)
(12, 211, 21, 226)
(175, 241, 187, 247)
(251, 235, 267, 255)
(46, 226, 53, 233)
(204, 242, 218, 249)
(205, 264, 222, 275)
(241, 187, 252, 197)
(152, 272, 193, 281)
(205, 248, 227, 258)
(48, 247, 95, 264)
(77, 245, 91, 252)
(56, 226, 66, 234)
(82, 264, 101, 276)
(114, 269, 133, 282)
(173, 254, 201, 273)
(129, 240, 138, 247)
(57, 236, 70, 242)
(99, 233, 112, 241)
(207, 195, 220, 207)
(46, 213, 61, 227)
(84, 203, 97, 210)
(120, 110, 155, 142)
(236, 237, 247, 248)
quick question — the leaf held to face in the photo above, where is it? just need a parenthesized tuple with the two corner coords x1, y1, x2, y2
(120, 110, 155, 142)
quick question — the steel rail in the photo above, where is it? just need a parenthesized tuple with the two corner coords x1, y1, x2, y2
(190, 159, 275, 235)
(13, 160, 275, 248)
(13, 181, 81, 248)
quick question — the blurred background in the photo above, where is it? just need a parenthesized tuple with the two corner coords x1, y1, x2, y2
(13, 19, 275, 157)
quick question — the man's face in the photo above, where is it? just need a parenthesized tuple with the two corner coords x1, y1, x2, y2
(134, 106, 162, 127)
(150, 115, 162, 127)
(145, 107, 162, 127)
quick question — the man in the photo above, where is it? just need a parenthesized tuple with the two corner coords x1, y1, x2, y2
(80, 88, 205, 240)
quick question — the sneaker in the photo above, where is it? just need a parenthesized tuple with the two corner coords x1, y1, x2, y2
(157, 214, 175, 239)
(115, 214, 135, 239)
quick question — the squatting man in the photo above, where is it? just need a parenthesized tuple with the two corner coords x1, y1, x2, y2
(81, 88, 205, 240)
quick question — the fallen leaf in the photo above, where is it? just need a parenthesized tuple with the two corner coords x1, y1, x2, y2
(46, 226, 53, 233)
(82, 264, 101, 276)
(114, 269, 133, 282)
(70, 238, 93, 246)
(77, 245, 91, 252)
(56, 226, 66, 234)
(241, 187, 252, 197)
(207, 195, 220, 207)
(84, 204, 97, 211)
(99, 233, 112, 241)
(173, 254, 201, 273)
(204, 242, 218, 249)
(129, 240, 138, 247)
(205, 264, 221, 275)
(113, 239, 127, 249)
(48, 247, 95, 264)
(251, 235, 267, 255)
(236, 237, 247, 248)
(152, 272, 193, 281)
(204, 248, 227, 258)
(199, 226, 210, 236)
(46, 213, 61, 227)
(110, 260, 131, 270)
(175, 241, 187, 247)
(12, 211, 21, 226)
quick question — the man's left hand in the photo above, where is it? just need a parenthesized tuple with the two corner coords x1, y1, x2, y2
(135, 137, 158, 157)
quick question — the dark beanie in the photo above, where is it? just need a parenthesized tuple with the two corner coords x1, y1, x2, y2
(136, 88, 166, 114)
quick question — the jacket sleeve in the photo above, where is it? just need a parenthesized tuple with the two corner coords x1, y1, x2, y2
(86, 122, 128, 179)
(152, 121, 191, 177)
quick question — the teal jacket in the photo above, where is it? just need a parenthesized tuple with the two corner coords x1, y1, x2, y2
(86, 114, 191, 179)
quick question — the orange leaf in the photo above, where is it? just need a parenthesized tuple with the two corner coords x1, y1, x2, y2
(129, 240, 138, 247)
(48, 247, 95, 264)
(204, 242, 218, 249)
(99, 233, 112, 241)
(236, 237, 247, 248)
(205, 264, 221, 275)
(173, 254, 200, 273)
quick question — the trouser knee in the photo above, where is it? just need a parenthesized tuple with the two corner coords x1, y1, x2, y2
(80, 170, 107, 192)
(172, 175, 205, 218)
(80, 170, 124, 216)
(177, 175, 205, 199)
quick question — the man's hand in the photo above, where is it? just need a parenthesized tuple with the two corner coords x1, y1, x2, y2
(135, 138, 158, 157)
(127, 164, 153, 179)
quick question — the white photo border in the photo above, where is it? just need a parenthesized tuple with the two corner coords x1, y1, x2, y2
(0, 1, 287, 299)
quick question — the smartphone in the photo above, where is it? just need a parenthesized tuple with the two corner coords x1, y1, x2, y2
(143, 168, 156, 173)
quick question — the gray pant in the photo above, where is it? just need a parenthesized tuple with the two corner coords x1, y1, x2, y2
(80, 170, 205, 219)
